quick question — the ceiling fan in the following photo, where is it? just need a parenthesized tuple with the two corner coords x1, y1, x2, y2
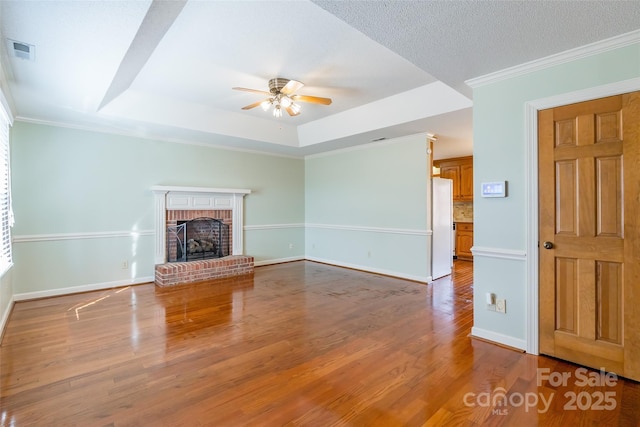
(233, 78, 332, 118)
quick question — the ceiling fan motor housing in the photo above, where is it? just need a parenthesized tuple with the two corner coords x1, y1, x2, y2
(268, 78, 290, 94)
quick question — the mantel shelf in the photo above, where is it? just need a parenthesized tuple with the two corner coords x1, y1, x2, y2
(151, 186, 251, 195)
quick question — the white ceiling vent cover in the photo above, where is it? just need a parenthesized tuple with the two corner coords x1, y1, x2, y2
(8, 39, 35, 61)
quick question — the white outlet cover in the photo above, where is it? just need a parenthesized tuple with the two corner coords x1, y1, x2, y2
(485, 292, 494, 305)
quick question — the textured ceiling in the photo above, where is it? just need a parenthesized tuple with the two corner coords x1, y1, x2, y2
(1, 1, 639, 158)
(312, 1, 640, 98)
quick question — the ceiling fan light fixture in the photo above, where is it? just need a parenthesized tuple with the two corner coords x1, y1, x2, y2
(290, 103, 301, 115)
(280, 95, 292, 108)
(260, 99, 272, 111)
(233, 77, 332, 118)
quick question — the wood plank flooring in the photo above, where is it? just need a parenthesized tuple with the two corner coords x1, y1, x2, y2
(1, 260, 639, 426)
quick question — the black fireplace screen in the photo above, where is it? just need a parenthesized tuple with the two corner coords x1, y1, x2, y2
(167, 217, 229, 262)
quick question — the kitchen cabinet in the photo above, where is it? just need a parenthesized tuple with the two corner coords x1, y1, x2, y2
(456, 222, 473, 261)
(459, 162, 473, 200)
(433, 156, 473, 201)
(439, 165, 460, 199)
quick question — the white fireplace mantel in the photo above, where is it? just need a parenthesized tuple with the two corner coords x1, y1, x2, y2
(152, 186, 251, 264)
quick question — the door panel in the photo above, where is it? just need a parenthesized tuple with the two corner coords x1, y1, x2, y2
(597, 261, 622, 344)
(596, 156, 622, 237)
(539, 91, 640, 381)
(555, 160, 577, 235)
(555, 257, 577, 333)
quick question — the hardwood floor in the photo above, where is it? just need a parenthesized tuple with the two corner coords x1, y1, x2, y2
(1, 260, 639, 426)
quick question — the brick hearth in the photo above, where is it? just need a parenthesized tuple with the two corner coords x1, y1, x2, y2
(155, 255, 254, 287)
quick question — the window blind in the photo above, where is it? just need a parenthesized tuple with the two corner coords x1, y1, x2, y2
(0, 103, 12, 271)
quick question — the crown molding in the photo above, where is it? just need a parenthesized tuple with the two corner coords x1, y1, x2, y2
(14, 116, 303, 160)
(304, 132, 429, 159)
(466, 29, 640, 89)
(0, 63, 15, 124)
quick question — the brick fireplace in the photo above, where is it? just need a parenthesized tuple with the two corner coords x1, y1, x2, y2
(166, 210, 231, 262)
(152, 186, 254, 286)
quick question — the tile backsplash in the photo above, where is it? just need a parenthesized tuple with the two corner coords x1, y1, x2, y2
(453, 201, 473, 222)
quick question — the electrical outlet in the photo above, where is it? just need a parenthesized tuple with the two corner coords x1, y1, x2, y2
(289, 243, 294, 249)
(121, 260, 128, 270)
(367, 250, 372, 258)
(496, 298, 506, 313)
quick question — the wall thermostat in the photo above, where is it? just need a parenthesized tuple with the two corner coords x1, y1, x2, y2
(481, 181, 507, 198)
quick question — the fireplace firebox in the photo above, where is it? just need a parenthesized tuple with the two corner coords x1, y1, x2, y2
(167, 217, 229, 262)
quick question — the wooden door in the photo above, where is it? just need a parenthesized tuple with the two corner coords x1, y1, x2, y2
(539, 91, 640, 380)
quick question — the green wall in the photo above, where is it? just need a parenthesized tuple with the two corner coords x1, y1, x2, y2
(9, 123, 430, 301)
(305, 134, 429, 281)
(472, 42, 640, 346)
(10, 122, 305, 295)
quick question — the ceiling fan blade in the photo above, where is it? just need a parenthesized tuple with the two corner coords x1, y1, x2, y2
(233, 87, 272, 96)
(280, 79, 304, 96)
(241, 100, 268, 110)
(285, 105, 300, 116)
(291, 94, 332, 105)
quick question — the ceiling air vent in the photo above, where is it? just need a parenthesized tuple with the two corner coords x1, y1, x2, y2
(9, 39, 35, 61)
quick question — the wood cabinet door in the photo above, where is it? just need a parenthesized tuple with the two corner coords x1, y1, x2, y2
(439, 165, 460, 199)
(456, 229, 473, 260)
(539, 91, 640, 381)
(459, 163, 474, 200)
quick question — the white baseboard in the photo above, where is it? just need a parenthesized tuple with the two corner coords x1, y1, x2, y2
(13, 276, 155, 301)
(305, 256, 429, 283)
(0, 295, 14, 341)
(254, 256, 305, 267)
(471, 326, 527, 351)
(10, 256, 428, 303)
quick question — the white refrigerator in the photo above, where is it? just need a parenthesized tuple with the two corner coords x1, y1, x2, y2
(431, 177, 453, 280)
